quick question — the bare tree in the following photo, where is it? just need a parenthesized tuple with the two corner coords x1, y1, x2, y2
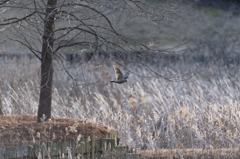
(0, 0, 184, 121)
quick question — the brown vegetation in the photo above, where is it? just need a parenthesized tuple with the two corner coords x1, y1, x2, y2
(138, 148, 240, 159)
(0, 115, 116, 146)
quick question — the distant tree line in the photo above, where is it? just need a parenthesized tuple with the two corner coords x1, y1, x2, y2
(190, 0, 240, 11)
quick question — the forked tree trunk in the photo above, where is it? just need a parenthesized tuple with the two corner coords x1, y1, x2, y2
(37, 0, 57, 122)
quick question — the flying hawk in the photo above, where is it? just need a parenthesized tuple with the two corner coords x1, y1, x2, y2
(110, 65, 129, 84)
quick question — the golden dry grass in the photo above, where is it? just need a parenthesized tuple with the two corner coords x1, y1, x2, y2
(0, 115, 116, 146)
(138, 148, 240, 159)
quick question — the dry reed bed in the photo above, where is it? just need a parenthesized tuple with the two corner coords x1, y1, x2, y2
(138, 148, 240, 159)
(0, 56, 240, 151)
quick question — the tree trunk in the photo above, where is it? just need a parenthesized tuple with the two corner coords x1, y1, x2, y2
(0, 95, 4, 115)
(37, 0, 57, 122)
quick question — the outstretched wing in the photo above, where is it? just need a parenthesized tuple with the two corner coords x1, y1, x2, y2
(123, 72, 129, 79)
(113, 65, 123, 80)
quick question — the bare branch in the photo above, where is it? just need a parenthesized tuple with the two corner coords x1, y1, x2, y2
(0, 0, 10, 7)
(0, 11, 37, 26)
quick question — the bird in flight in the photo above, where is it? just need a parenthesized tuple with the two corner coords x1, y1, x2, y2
(110, 65, 129, 84)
